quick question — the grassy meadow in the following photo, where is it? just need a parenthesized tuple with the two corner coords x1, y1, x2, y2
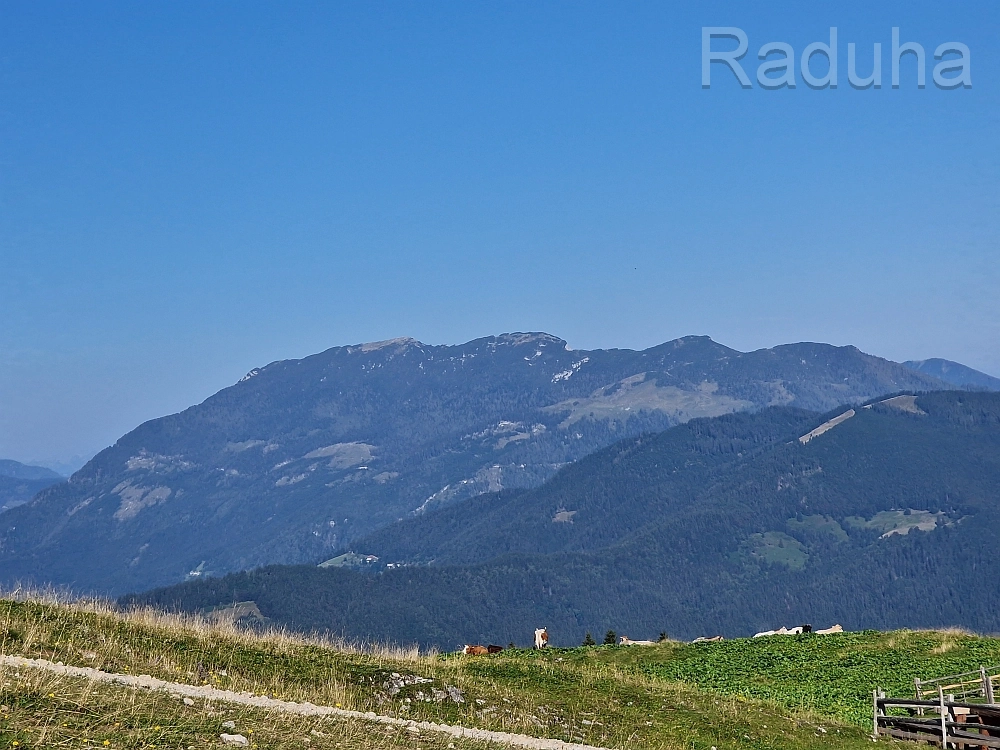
(2, 595, 997, 749)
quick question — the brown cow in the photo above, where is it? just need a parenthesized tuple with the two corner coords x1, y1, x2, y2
(463, 645, 489, 655)
(487, 644, 504, 654)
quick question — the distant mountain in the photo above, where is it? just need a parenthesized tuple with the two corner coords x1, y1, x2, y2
(128, 391, 1000, 648)
(0, 460, 63, 482)
(0, 460, 63, 513)
(0, 333, 948, 595)
(903, 358, 1000, 391)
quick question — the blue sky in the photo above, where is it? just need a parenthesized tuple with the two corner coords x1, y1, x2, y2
(1, 1, 997, 468)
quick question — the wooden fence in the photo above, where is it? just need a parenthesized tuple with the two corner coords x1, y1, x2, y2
(916, 666, 1000, 705)
(875, 672, 1000, 749)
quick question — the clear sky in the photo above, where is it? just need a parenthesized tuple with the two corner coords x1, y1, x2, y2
(1, 1, 997, 469)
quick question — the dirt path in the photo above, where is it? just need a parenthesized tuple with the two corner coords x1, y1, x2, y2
(1, 654, 614, 750)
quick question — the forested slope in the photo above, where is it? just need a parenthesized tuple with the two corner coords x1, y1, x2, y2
(127, 391, 1000, 648)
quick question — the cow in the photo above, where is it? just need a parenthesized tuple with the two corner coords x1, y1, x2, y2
(692, 635, 724, 643)
(619, 636, 657, 646)
(534, 628, 549, 649)
(487, 644, 504, 654)
(815, 624, 844, 635)
(462, 645, 489, 655)
(753, 624, 813, 637)
(753, 627, 788, 638)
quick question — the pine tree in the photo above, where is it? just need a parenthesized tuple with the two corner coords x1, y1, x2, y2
(583, 631, 596, 646)
(603, 629, 617, 645)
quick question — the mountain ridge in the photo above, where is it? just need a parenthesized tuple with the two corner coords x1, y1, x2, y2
(903, 358, 1000, 391)
(0, 333, 951, 595)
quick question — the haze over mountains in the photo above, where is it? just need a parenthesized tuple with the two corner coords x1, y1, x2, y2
(0, 460, 63, 513)
(130, 390, 1000, 647)
(903, 358, 1000, 391)
(0, 332, 990, 597)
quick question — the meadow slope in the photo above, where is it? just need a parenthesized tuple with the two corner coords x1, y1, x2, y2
(6, 596, 999, 749)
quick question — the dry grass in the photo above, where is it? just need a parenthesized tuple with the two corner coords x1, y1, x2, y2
(2, 585, 428, 661)
(0, 663, 500, 750)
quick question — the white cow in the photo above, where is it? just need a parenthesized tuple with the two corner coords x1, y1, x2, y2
(619, 636, 657, 646)
(534, 628, 549, 649)
(753, 626, 789, 638)
(754, 624, 843, 637)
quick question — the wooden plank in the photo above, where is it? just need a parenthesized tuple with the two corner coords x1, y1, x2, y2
(881, 699, 944, 708)
(878, 717, 1000, 748)
(881, 716, 939, 727)
(883, 726, 943, 745)
(882, 699, 1000, 714)
(946, 736, 1000, 749)
(878, 724, 1000, 748)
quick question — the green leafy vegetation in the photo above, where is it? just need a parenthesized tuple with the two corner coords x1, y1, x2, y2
(629, 630, 1000, 727)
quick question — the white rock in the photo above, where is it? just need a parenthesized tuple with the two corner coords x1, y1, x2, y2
(220, 734, 249, 746)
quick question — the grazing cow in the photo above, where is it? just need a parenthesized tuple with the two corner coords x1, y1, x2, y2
(463, 645, 489, 655)
(487, 644, 504, 654)
(754, 624, 816, 637)
(619, 636, 657, 646)
(815, 624, 844, 635)
(692, 636, 724, 643)
(534, 628, 549, 649)
(753, 627, 788, 638)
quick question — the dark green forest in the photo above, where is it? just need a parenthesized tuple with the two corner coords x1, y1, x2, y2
(126, 391, 1000, 649)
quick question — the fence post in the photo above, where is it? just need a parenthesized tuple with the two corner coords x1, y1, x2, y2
(916, 677, 922, 699)
(873, 689, 879, 738)
(984, 666, 996, 705)
(939, 686, 949, 749)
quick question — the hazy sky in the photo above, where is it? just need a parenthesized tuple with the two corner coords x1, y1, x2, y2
(1, 1, 998, 468)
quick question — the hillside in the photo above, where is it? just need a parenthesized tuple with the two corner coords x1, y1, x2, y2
(904, 358, 1000, 390)
(0, 333, 947, 595)
(0, 460, 63, 513)
(8, 596, 994, 749)
(128, 391, 1000, 648)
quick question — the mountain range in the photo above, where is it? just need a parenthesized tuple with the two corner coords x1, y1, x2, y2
(128, 390, 1000, 648)
(0, 460, 63, 513)
(0, 333, 990, 597)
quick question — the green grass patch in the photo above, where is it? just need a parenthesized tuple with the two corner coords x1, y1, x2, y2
(575, 630, 1000, 726)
